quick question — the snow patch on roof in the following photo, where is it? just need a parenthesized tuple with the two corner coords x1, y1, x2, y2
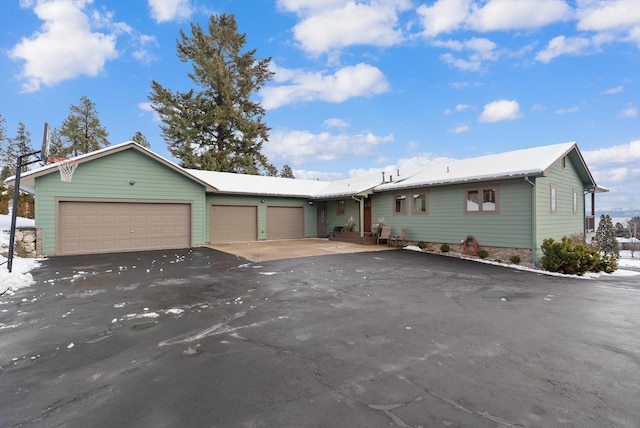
(186, 169, 328, 197)
(377, 142, 577, 191)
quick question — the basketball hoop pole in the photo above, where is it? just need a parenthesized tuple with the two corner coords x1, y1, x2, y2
(6, 150, 43, 273)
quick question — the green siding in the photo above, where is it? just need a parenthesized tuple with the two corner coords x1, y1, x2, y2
(371, 179, 534, 249)
(35, 149, 206, 255)
(534, 155, 586, 260)
(325, 198, 361, 231)
(205, 194, 317, 240)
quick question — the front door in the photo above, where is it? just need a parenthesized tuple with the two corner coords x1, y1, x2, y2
(317, 203, 328, 237)
(364, 198, 372, 233)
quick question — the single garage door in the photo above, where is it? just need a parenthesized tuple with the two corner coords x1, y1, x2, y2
(58, 201, 191, 255)
(267, 206, 304, 240)
(210, 205, 257, 243)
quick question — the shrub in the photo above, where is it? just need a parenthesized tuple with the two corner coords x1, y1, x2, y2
(595, 214, 620, 257)
(417, 241, 427, 250)
(509, 255, 521, 264)
(372, 217, 386, 236)
(477, 249, 489, 259)
(440, 243, 450, 253)
(540, 236, 617, 275)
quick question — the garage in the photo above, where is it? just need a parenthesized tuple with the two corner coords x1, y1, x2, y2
(57, 201, 192, 255)
(210, 205, 257, 243)
(267, 206, 304, 240)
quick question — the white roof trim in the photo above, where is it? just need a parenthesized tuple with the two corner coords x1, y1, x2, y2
(4, 141, 600, 198)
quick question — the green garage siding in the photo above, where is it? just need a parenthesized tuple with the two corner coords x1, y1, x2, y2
(534, 156, 586, 260)
(205, 194, 317, 241)
(35, 149, 207, 255)
(371, 178, 534, 249)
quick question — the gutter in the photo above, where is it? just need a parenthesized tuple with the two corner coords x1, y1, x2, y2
(524, 177, 537, 265)
(352, 196, 365, 238)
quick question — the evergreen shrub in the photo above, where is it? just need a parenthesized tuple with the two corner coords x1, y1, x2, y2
(540, 237, 617, 275)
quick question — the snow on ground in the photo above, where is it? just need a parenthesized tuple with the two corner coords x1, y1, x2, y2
(0, 214, 40, 296)
(403, 244, 640, 279)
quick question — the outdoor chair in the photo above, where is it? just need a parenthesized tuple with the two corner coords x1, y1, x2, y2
(377, 226, 391, 245)
(329, 226, 344, 237)
(390, 227, 407, 247)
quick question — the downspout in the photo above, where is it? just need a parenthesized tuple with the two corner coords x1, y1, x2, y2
(524, 177, 537, 265)
(352, 196, 365, 238)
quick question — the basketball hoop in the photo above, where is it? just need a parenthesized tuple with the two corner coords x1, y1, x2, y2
(48, 157, 78, 182)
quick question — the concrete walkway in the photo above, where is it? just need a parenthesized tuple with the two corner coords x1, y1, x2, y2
(207, 238, 397, 261)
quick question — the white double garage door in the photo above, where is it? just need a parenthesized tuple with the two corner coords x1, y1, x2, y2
(57, 201, 304, 255)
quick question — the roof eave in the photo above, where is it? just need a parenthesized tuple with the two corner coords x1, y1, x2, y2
(373, 171, 545, 192)
(5, 142, 218, 192)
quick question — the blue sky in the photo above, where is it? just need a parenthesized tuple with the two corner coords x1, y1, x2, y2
(1, 0, 638, 217)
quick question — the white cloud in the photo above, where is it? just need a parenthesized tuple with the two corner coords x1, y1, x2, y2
(435, 37, 498, 71)
(418, 0, 570, 37)
(594, 167, 630, 183)
(555, 106, 580, 114)
(535, 35, 593, 63)
(348, 151, 458, 179)
(293, 169, 345, 181)
(576, 0, 640, 34)
(288, 1, 408, 55)
(138, 102, 160, 122)
(148, 0, 192, 23)
(262, 63, 390, 109)
(582, 140, 640, 166)
(530, 103, 547, 113)
(478, 99, 522, 123)
(8, 0, 119, 92)
(264, 129, 393, 165)
(448, 124, 470, 134)
(132, 34, 158, 64)
(620, 106, 638, 118)
(324, 118, 350, 128)
(417, 0, 472, 37)
(535, 1, 640, 62)
(603, 85, 624, 94)
(468, 0, 572, 32)
(444, 104, 472, 115)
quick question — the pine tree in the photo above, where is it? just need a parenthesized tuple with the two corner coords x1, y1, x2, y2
(629, 217, 640, 240)
(149, 13, 275, 174)
(595, 214, 620, 257)
(131, 131, 151, 148)
(60, 96, 110, 156)
(13, 122, 34, 171)
(280, 164, 295, 179)
(47, 127, 67, 158)
(0, 113, 13, 172)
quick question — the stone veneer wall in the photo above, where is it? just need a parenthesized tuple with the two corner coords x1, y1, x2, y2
(407, 241, 534, 267)
(14, 228, 42, 258)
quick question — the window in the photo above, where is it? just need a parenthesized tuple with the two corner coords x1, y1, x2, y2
(572, 189, 578, 214)
(465, 186, 498, 214)
(336, 200, 346, 215)
(550, 184, 557, 214)
(482, 189, 496, 211)
(412, 193, 428, 215)
(394, 194, 407, 215)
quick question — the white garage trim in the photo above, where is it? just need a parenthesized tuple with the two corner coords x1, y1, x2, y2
(56, 199, 192, 255)
(266, 206, 304, 240)
(210, 204, 258, 243)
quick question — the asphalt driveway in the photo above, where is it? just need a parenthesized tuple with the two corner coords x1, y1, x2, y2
(1, 247, 639, 427)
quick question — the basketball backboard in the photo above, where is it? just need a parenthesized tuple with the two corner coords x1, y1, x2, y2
(41, 122, 50, 164)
